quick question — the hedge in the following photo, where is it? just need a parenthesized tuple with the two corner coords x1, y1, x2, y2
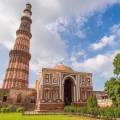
(0, 107, 9, 113)
(16, 107, 24, 113)
(64, 106, 120, 118)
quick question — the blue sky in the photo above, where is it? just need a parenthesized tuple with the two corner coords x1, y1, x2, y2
(0, 0, 120, 90)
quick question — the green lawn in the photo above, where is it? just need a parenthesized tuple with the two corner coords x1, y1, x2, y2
(0, 113, 94, 120)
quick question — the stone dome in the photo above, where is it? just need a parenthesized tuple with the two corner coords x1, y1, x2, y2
(54, 63, 74, 72)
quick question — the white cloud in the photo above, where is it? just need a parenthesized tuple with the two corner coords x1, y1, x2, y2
(46, 16, 70, 32)
(72, 54, 110, 73)
(70, 51, 85, 62)
(71, 50, 120, 90)
(80, 54, 113, 73)
(90, 35, 115, 50)
(28, 0, 120, 72)
(110, 24, 120, 37)
(0, 0, 120, 75)
(75, 30, 86, 39)
(30, 26, 66, 72)
(40, 0, 60, 9)
(90, 23, 120, 51)
(0, 1, 22, 49)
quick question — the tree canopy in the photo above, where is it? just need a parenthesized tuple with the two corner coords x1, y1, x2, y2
(87, 95, 97, 108)
(105, 53, 120, 107)
(113, 53, 120, 77)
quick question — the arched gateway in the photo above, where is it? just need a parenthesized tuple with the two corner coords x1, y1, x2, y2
(64, 77, 76, 105)
(36, 63, 93, 111)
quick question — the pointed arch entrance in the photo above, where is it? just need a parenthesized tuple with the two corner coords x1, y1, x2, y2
(63, 76, 76, 105)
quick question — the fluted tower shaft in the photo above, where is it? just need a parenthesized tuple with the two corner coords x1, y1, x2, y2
(3, 3, 32, 89)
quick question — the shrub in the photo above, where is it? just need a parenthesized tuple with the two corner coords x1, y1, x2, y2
(87, 95, 97, 109)
(16, 107, 24, 113)
(114, 107, 120, 118)
(64, 105, 120, 119)
(64, 106, 88, 114)
(64, 106, 71, 112)
(99, 108, 106, 117)
(77, 107, 87, 114)
(1, 107, 9, 113)
(99, 107, 120, 118)
(8, 105, 16, 112)
(105, 108, 114, 118)
(64, 106, 77, 113)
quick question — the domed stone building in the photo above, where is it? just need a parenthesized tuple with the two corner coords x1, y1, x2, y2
(35, 63, 93, 111)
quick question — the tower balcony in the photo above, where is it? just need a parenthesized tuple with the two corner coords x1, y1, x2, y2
(9, 50, 31, 61)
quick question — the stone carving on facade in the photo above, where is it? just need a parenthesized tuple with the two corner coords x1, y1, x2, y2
(36, 63, 93, 111)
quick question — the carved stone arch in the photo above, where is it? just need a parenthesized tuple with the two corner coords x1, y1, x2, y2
(62, 75, 76, 86)
(62, 75, 77, 105)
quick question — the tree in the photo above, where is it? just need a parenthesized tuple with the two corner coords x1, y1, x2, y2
(113, 53, 120, 78)
(105, 77, 119, 106)
(87, 95, 97, 108)
(105, 53, 120, 107)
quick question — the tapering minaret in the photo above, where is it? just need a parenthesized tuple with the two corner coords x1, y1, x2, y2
(3, 3, 32, 89)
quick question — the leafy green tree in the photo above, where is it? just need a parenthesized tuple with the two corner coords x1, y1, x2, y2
(113, 53, 120, 78)
(87, 95, 97, 108)
(105, 78, 120, 106)
(105, 53, 120, 107)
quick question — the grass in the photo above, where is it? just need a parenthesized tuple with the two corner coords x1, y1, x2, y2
(0, 113, 95, 120)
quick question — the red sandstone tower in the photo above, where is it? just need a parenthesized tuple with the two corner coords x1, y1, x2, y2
(3, 3, 32, 89)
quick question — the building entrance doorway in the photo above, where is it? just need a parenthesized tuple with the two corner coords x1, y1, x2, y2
(64, 77, 74, 105)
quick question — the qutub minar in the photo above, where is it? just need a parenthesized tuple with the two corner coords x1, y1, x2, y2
(0, 3, 93, 111)
(3, 3, 32, 89)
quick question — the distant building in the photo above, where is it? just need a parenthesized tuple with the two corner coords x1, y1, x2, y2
(94, 91, 112, 107)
